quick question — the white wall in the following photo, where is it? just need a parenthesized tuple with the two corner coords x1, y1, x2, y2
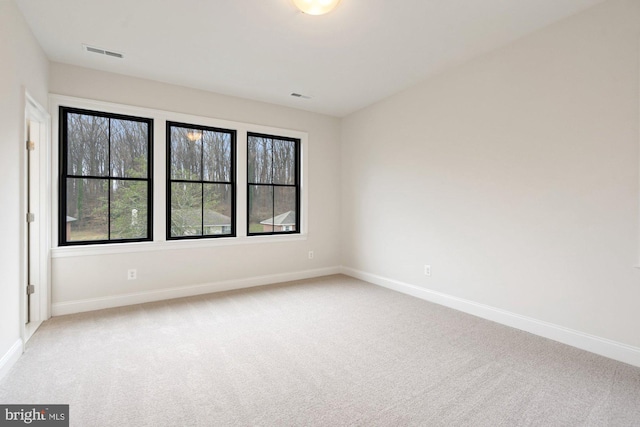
(341, 0, 640, 348)
(49, 63, 342, 311)
(0, 0, 49, 375)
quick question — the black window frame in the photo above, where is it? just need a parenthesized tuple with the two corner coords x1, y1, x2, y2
(247, 132, 301, 236)
(58, 106, 154, 246)
(166, 121, 237, 240)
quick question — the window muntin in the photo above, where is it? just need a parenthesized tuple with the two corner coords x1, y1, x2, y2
(167, 122, 236, 239)
(59, 107, 153, 245)
(247, 133, 300, 235)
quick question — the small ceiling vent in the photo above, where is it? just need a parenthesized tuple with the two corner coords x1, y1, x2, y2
(82, 44, 124, 59)
(291, 93, 311, 99)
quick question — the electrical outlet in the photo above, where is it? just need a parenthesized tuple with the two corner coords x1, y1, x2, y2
(308, 251, 314, 260)
(424, 265, 431, 277)
(127, 269, 137, 280)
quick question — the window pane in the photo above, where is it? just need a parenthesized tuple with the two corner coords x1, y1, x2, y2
(274, 187, 297, 232)
(273, 139, 296, 185)
(170, 182, 202, 237)
(203, 131, 232, 182)
(170, 126, 202, 181)
(248, 136, 273, 184)
(248, 185, 273, 233)
(61, 108, 152, 246)
(203, 184, 232, 236)
(167, 123, 235, 241)
(110, 180, 148, 239)
(111, 119, 148, 178)
(67, 113, 109, 177)
(66, 178, 108, 241)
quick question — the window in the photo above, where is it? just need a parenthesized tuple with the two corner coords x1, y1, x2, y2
(167, 122, 236, 239)
(59, 107, 153, 245)
(247, 133, 300, 235)
(53, 96, 307, 254)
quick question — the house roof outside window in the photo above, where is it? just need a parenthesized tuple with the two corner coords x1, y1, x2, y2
(260, 211, 296, 226)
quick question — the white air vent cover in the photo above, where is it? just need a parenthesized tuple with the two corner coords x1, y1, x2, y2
(82, 44, 124, 59)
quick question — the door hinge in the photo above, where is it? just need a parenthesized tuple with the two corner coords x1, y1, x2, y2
(26, 140, 35, 151)
(27, 285, 35, 295)
(27, 212, 35, 223)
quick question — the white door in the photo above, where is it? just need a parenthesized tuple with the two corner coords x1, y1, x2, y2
(23, 94, 50, 341)
(26, 119, 40, 324)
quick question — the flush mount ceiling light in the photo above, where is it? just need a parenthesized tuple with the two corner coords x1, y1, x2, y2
(292, 0, 341, 15)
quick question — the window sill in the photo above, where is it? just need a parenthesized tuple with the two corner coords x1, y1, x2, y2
(51, 234, 307, 258)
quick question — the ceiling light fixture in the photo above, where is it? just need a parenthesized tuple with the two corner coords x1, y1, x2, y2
(292, 0, 341, 16)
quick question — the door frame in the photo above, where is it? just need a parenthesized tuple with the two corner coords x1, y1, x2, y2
(22, 92, 51, 343)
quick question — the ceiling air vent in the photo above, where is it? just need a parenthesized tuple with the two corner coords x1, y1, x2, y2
(82, 44, 124, 59)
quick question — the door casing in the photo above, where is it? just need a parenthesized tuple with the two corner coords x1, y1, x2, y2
(22, 92, 51, 343)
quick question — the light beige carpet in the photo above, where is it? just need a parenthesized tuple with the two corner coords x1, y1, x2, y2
(1, 275, 639, 426)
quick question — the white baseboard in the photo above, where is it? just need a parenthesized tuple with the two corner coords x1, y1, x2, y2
(0, 340, 23, 381)
(341, 266, 640, 368)
(52, 267, 341, 316)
